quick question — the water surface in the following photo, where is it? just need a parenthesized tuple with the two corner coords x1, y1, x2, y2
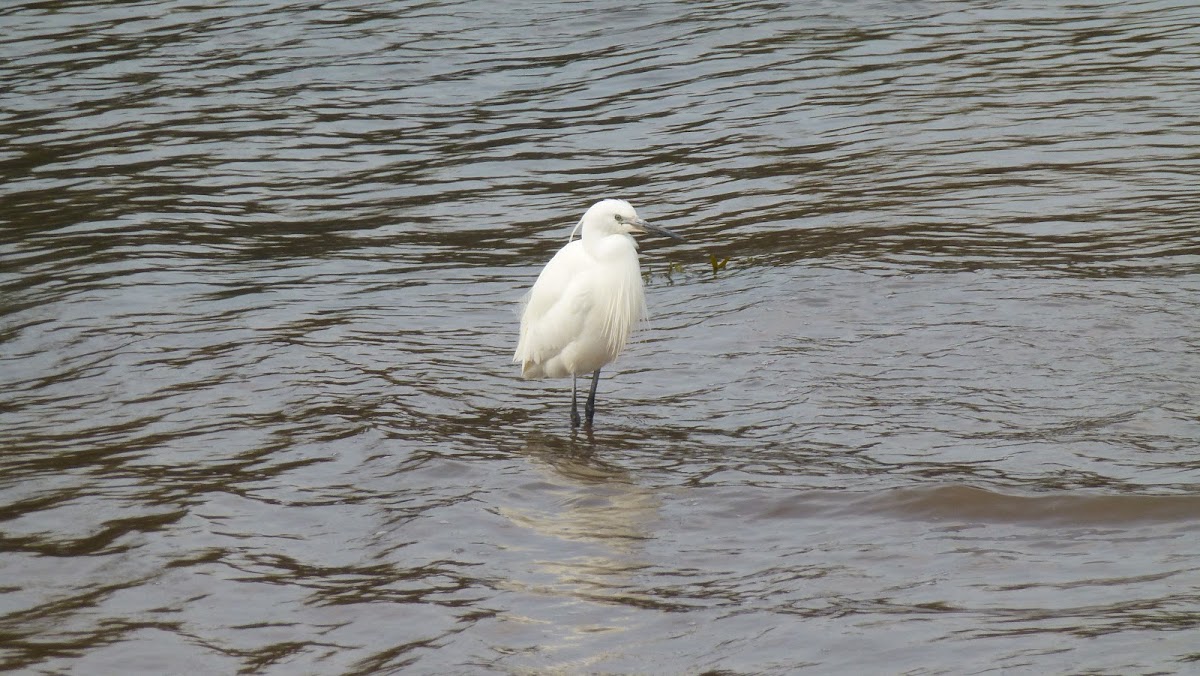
(2, 0, 1199, 673)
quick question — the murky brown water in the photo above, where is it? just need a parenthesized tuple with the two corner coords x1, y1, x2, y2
(3, 0, 1199, 673)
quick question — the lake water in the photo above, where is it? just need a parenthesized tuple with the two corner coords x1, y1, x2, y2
(2, 0, 1199, 673)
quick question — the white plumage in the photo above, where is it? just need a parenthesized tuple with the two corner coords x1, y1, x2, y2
(514, 199, 684, 426)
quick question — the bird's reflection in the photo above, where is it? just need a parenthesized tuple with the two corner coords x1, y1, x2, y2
(502, 431, 659, 552)
(496, 430, 663, 615)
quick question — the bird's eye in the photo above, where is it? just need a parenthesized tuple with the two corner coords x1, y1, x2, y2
(614, 214, 624, 223)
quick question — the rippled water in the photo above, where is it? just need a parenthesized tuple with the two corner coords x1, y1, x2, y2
(3, 0, 1199, 673)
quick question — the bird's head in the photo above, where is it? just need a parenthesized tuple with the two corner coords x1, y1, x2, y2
(584, 199, 686, 241)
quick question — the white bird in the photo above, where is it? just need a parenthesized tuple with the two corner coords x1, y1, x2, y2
(514, 199, 685, 427)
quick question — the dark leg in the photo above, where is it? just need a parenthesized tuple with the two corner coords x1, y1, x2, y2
(570, 375, 581, 427)
(584, 368, 601, 426)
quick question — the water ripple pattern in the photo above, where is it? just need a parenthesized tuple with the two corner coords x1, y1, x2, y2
(2, 0, 1199, 673)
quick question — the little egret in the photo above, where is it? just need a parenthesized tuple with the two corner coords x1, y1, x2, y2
(514, 199, 685, 427)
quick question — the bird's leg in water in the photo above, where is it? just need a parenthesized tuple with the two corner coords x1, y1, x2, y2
(585, 368, 601, 426)
(570, 375, 581, 427)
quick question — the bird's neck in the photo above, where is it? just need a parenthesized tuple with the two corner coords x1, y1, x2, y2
(583, 232, 639, 260)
